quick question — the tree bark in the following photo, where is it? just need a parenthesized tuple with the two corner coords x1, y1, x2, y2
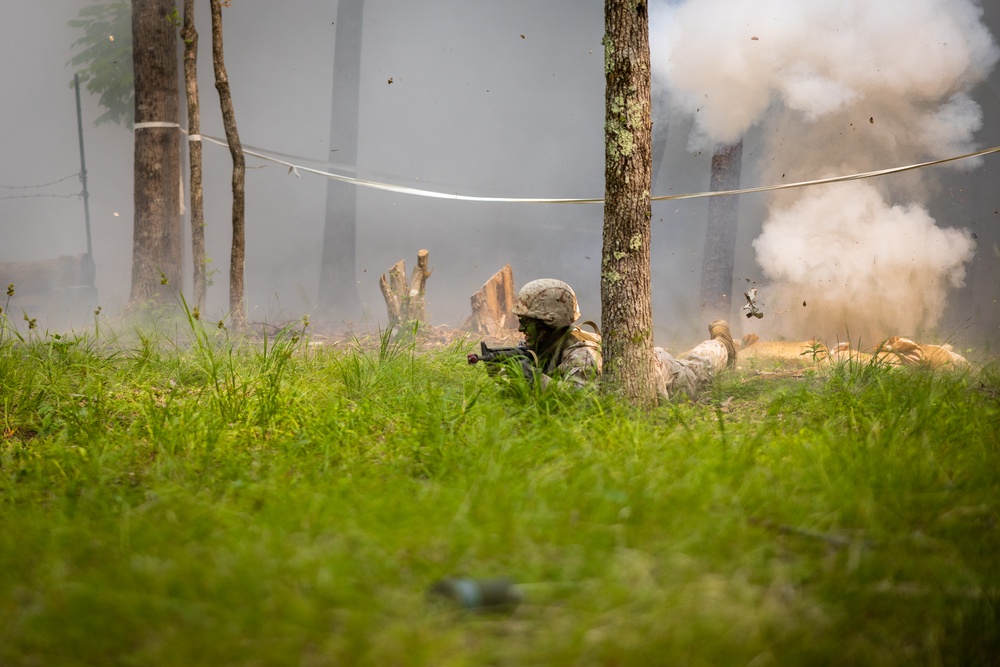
(406, 248, 432, 322)
(467, 264, 517, 336)
(699, 140, 744, 320)
(378, 259, 407, 328)
(129, 0, 182, 309)
(378, 249, 432, 327)
(182, 0, 206, 313)
(210, 0, 246, 325)
(318, 0, 364, 322)
(600, 0, 657, 406)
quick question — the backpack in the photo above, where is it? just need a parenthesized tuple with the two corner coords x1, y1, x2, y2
(569, 320, 602, 347)
(543, 321, 603, 376)
(569, 320, 601, 346)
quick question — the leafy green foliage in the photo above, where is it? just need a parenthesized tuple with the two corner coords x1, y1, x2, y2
(0, 310, 998, 665)
(68, 2, 133, 127)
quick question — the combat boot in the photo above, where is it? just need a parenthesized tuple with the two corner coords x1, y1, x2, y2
(709, 320, 737, 369)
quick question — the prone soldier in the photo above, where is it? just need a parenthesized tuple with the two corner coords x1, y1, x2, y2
(473, 278, 736, 401)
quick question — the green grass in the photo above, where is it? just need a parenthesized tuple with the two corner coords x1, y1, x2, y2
(1, 309, 998, 666)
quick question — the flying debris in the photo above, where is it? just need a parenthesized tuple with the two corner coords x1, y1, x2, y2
(743, 288, 764, 319)
(652, 0, 993, 341)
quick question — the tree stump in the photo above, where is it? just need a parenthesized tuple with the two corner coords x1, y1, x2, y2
(467, 264, 518, 336)
(379, 249, 432, 327)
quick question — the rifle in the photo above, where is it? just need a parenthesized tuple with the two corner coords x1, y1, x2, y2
(467, 341, 533, 365)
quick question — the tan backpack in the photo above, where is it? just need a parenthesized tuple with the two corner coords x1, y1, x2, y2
(569, 320, 602, 347)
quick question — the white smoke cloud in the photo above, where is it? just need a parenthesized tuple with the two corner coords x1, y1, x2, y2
(753, 181, 975, 340)
(650, 0, 999, 341)
(920, 93, 986, 166)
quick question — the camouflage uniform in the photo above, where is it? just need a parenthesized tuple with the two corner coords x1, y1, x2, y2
(652, 339, 731, 400)
(507, 279, 734, 400)
(545, 332, 729, 400)
(538, 329, 603, 389)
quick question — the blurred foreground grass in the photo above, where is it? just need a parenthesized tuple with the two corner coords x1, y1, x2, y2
(1, 312, 998, 666)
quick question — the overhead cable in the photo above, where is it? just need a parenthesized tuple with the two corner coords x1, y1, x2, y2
(0, 173, 81, 190)
(191, 132, 1000, 205)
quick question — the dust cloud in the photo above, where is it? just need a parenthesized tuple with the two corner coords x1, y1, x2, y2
(650, 0, 999, 344)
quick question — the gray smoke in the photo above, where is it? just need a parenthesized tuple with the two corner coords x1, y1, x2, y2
(650, 0, 998, 343)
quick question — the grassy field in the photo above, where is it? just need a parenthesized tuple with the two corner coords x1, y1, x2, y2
(1, 309, 999, 666)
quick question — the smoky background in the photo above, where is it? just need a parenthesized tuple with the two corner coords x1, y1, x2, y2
(1, 0, 997, 351)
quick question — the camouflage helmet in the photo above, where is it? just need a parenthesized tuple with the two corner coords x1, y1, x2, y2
(512, 279, 581, 328)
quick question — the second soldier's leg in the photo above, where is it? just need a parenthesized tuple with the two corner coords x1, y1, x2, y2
(653, 347, 700, 400)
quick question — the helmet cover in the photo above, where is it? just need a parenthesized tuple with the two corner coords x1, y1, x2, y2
(512, 279, 580, 328)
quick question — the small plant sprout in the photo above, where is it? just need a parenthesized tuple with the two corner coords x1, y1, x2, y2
(801, 340, 827, 363)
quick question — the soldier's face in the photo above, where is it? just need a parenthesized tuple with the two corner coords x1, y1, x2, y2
(518, 316, 543, 349)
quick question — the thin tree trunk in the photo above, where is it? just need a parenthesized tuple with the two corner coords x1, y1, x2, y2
(182, 0, 206, 313)
(129, 0, 182, 309)
(601, 0, 657, 406)
(210, 0, 246, 325)
(318, 0, 364, 322)
(699, 139, 743, 320)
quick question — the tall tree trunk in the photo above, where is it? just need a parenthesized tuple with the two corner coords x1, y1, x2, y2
(600, 0, 657, 407)
(699, 139, 743, 320)
(210, 0, 246, 325)
(129, 0, 182, 308)
(318, 0, 364, 322)
(182, 0, 206, 312)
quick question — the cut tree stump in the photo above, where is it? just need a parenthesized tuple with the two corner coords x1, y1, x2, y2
(379, 249, 432, 327)
(466, 264, 518, 336)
